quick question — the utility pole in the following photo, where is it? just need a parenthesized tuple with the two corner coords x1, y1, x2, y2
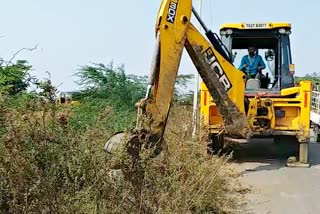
(192, 0, 202, 140)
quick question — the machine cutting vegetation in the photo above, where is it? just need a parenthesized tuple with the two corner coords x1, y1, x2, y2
(105, 0, 312, 167)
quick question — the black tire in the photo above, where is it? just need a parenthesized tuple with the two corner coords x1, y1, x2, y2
(273, 135, 299, 158)
(274, 135, 299, 144)
(207, 134, 224, 155)
(273, 136, 282, 144)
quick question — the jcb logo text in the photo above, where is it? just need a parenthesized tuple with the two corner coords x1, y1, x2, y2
(204, 48, 232, 92)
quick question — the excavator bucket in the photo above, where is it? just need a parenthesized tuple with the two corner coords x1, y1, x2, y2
(104, 132, 126, 155)
(105, 129, 163, 159)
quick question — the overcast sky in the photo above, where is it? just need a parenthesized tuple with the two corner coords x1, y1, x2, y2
(0, 0, 318, 91)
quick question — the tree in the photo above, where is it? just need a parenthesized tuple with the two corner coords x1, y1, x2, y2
(76, 63, 195, 106)
(295, 72, 320, 84)
(0, 60, 32, 95)
(75, 63, 146, 110)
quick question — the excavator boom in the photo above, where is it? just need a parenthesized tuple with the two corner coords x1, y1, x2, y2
(105, 0, 250, 156)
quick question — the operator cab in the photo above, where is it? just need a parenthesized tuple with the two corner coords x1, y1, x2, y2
(58, 92, 73, 104)
(220, 23, 295, 95)
(57, 91, 80, 106)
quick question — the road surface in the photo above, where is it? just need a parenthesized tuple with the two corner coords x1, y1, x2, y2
(232, 133, 320, 214)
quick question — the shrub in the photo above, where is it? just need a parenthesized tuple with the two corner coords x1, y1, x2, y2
(0, 66, 247, 213)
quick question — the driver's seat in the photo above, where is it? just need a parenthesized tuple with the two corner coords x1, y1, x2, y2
(245, 73, 262, 90)
(246, 78, 261, 90)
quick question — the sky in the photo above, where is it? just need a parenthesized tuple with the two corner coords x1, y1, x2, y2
(0, 0, 319, 92)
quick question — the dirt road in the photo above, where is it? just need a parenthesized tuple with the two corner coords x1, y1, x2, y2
(233, 133, 320, 214)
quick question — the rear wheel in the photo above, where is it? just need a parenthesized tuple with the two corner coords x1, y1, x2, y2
(207, 134, 224, 155)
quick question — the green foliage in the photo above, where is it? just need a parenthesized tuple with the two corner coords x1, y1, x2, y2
(175, 74, 194, 91)
(68, 98, 137, 133)
(72, 63, 195, 131)
(70, 63, 147, 131)
(0, 60, 32, 95)
(76, 62, 195, 108)
(173, 74, 194, 105)
(295, 72, 320, 84)
(76, 63, 146, 110)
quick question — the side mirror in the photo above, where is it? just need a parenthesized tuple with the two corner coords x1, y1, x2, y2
(289, 64, 295, 75)
(265, 49, 275, 61)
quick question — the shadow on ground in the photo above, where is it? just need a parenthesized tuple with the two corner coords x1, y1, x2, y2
(226, 137, 320, 173)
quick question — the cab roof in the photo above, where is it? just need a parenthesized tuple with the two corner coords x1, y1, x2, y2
(220, 22, 291, 30)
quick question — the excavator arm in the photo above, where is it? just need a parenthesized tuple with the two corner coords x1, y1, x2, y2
(105, 0, 250, 157)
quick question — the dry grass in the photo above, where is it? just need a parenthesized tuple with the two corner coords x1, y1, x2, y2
(0, 96, 248, 213)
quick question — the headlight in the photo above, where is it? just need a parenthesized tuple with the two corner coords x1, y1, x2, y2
(220, 30, 226, 36)
(279, 28, 286, 34)
(226, 29, 233, 35)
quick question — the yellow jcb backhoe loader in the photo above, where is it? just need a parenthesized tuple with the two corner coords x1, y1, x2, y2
(57, 92, 80, 106)
(200, 22, 311, 166)
(105, 0, 311, 167)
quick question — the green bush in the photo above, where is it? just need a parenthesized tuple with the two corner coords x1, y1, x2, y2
(0, 60, 32, 95)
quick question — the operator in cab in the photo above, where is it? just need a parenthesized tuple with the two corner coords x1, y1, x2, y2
(238, 45, 266, 78)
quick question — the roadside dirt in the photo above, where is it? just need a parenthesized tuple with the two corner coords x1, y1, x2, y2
(231, 132, 320, 214)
